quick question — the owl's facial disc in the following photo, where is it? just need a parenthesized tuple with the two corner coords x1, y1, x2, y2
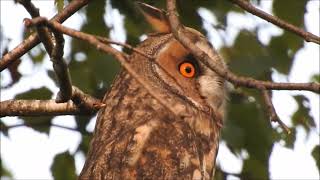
(153, 38, 224, 113)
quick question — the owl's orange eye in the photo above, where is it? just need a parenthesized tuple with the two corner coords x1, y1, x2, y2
(179, 62, 196, 78)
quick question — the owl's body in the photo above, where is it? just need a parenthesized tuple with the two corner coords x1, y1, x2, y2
(80, 3, 226, 180)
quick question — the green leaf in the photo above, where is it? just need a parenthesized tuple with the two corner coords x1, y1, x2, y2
(242, 158, 268, 179)
(75, 116, 92, 133)
(222, 91, 273, 179)
(55, 0, 64, 13)
(14, 88, 54, 134)
(77, 134, 92, 155)
(273, 0, 308, 27)
(312, 145, 320, 172)
(274, 128, 296, 149)
(268, 35, 293, 74)
(267, 0, 307, 74)
(206, 0, 244, 26)
(283, 128, 296, 149)
(311, 74, 320, 83)
(28, 47, 46, 64)
(50, 151, 77, 180)
(0, 157, 13, 178)
(0, 120, 9, 137)
(224, 30, 272, 79)
(292, 95, 316, 134)
(22, 116, 53, 135)
(15, 87, 53, 100)
(214, 167, 226, 180)
(82, 0, 109, 36)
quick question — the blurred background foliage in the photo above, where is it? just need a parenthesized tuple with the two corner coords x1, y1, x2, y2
(1, 0, 319, 179)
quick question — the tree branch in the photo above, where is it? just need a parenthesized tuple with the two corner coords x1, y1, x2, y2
(95, 35, 155, 60)
(18, 0, 74, 103)
(50, 28, 73, 103)
(261, 89, 290, 134)
(0, 86, 102, 117)
(23, 17, 191, 119)
(166, 0, 320, 94)
(0, 0, 90, 72)
(229, 0, 320, 44)
(0, 100, 87, 117)
(18, 0, 54, 54)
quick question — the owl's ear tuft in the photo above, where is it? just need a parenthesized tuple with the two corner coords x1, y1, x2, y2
(136, 2, 171, 33)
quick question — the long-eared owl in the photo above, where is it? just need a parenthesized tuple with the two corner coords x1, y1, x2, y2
(79, 2, 226, 180)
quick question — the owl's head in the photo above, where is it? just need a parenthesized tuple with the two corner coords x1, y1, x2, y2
(134, 3, 226, 123)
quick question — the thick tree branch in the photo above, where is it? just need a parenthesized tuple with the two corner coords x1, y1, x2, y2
(50, 29, 73, 103)
(230, 0, 320, 44)
(0, 100, 87, 117)
(166, 0, 320, 94)
(0, 86, 102, 117)
(0, 0, 90, 72)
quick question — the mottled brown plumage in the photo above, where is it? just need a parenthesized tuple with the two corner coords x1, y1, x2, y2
(79, 3, 226, 180)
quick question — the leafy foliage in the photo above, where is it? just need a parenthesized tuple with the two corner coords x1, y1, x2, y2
(223, 30, 272, 78)
(222, 92, 273, 179)
(50, 151, 77, 180)
(311, 74, 320, 83)
(312, 145, 320, 172)
(54, 0, 64, 13)
(0, 158, 13, 178)
(15, 87, 53, 100)
(292, 95, 316, 134)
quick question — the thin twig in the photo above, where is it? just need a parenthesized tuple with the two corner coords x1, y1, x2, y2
(166, 0, 320, 94)
(230, 0, 320, 44)
(261, 89, 291, 134)
(51, 124, 80, 132)
(95, 36, 155, 60)
(0, 0, 90, 72)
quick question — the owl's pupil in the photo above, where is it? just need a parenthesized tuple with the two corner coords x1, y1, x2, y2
(185, 67, 192, 73)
